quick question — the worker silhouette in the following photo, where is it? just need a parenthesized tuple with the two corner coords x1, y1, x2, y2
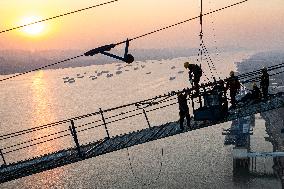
(241, 83, 261, 103)
(184, 62, 202, 89)
(177, 91, 191, 131)
(260, 67, 269, 98)
(251, 83, 261, 101)
(226, 71, 241, 108)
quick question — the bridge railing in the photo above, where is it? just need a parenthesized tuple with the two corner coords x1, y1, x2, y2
(0, 92, 182, 165)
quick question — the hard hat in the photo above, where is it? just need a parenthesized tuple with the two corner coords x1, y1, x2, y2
(252, 82, 257, 88)
(229, 71, 234, 76)
(184, 62, 189, 69)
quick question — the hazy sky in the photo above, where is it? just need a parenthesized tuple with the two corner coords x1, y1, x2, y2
(0, 0, 283, 51)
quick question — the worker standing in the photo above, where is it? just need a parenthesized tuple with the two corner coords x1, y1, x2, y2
(240, 83, 261, 103)
(177, 91, 191, 131)
(260, 67, 269, 98)
(226, 71, 241, 108)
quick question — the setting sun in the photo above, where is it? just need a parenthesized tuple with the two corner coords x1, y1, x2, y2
(20, 16, 45, 36)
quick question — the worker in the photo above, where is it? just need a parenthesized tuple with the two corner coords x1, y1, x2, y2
(226, 71, 241, 108)
(177, 91, 191, 131)
(240, 83, 261, 103)
(251, 83, 261, 101)
(184, 62, 202, 89)
(260, 67, 269, 98)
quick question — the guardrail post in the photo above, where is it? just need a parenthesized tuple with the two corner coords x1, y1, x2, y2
(198, 93, 203, 108)
(100, 108, 110, 139)
(0, 149, 6, 166)
(191, 93, 195, 110)
(143, 109, 151, 128)
(69, 120, 83, 158)
(202, 86, 207, 107)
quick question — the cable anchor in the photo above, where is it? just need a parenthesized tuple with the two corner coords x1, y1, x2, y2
(84, 39, 134, 64)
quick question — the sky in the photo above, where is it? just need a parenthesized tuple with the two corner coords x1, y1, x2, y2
(0, 0, 283, 51)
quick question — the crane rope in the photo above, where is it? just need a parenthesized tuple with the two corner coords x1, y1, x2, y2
(197, 0, 220, 81)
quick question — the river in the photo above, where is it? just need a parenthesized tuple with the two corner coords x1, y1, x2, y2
(0, 50, 282, 188)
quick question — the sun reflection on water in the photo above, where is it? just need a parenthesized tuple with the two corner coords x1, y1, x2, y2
(29, 71, 64, 186)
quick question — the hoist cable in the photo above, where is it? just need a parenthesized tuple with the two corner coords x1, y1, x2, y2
(208, 0, 222, 74)
(201, 41, 217, 72)
(200, 41, 215, 80)
(196, 43, 211, 82)
(119, 0, 249, 45)
(201, 40, 221, 80)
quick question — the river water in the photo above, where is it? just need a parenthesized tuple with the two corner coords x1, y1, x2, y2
(0, 50, 282, 188)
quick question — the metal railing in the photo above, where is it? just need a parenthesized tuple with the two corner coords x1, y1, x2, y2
(0, 94, 179, 165)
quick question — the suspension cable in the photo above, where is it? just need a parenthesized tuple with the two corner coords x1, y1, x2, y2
(0, 0, 119, 34)
(238, 62, 284, 80)
(0, 54, 84, 82)
(241, 69, 284, 84)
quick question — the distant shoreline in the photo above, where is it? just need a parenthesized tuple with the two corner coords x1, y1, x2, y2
(0, 47, 245, 76)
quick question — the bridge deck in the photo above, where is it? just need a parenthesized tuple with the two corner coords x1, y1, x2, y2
(1, 93, 284, 183)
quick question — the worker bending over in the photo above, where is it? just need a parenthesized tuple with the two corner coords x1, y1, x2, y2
(184, 62, 202, 89)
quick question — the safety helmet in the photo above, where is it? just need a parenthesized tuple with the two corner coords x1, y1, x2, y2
(252, 82, 257, 88)
(184, 62, 189, 69)
(229, 71, 234, 76)
(177, 91, 183, 96)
